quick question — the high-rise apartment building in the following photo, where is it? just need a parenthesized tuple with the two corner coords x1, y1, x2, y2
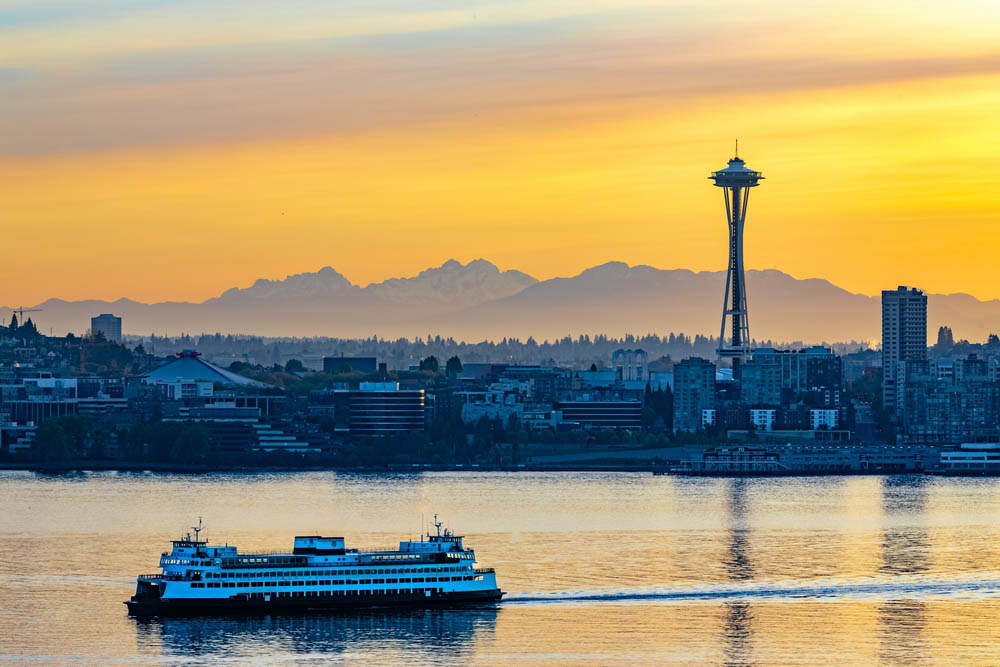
(901, 356, 999, 444)
(90, 313, 122, 343)
(881, 286, 926, 416)
(673, 357, 716, 432)
(741, 346, 843, 407)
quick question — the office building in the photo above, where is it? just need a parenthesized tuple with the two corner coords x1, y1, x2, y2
(556, 399, 642, 429)
(333, 382, 425, 436)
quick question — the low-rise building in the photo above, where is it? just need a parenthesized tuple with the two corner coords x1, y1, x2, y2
(556, 399, 642, 429)
(937, 443, 1000, 473)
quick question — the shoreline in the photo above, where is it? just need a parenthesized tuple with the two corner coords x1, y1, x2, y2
(0, 461, 654, 474)
(0, 461, 990, 477)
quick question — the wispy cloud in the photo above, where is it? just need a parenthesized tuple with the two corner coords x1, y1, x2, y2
(3, 0, 1000, 304)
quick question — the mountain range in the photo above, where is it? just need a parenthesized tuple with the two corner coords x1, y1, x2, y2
(8, 259, 1000, 344)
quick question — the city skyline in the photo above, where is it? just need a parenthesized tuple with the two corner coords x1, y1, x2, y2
(6, 4, 1000, 663)
(3, 1, 1000, 304)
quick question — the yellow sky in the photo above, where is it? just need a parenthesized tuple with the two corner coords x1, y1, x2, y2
(2, 1, 1000, 304)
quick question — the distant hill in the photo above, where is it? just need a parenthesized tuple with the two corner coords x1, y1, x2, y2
(6, 259, 1000, 344)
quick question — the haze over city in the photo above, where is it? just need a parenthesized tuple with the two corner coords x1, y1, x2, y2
(4, 0, 1000, 307)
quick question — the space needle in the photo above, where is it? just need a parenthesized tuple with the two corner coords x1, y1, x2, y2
(710, 141, 763, 371)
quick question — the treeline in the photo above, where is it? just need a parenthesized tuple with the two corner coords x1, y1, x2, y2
(24, 416, 212, 464)
(132, 332, 871, 370)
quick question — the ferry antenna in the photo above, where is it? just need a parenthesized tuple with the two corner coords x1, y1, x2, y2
(192, 517, 203, 542)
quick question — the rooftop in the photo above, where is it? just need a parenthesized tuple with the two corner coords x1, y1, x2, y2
(144, 350, 270, 387)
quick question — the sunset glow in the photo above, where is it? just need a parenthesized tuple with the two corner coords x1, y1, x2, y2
(3, 0, 1000, 304)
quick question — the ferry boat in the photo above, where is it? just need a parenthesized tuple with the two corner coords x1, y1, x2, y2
(125, 518, 503, 617)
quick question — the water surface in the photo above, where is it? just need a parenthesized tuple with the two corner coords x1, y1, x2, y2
(3, 471, 1000, 664)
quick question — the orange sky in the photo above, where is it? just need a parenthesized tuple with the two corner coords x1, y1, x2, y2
(2, 0, 1000, 304)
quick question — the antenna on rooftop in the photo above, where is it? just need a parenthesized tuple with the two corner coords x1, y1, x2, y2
(735, 138, 739, 158)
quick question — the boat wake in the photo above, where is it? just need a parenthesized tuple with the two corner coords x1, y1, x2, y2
(505, 574, 1000, 605)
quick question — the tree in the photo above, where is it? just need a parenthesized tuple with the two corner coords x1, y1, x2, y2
(171, 424, 208, 463)
(936, 326, 954, 348)
(285, 359, 305, 373)
(641, 405, 656, 430)
(58, 416, 91, 456)
(19, 317, 38, 337)
(419, 356, 440, 372)
(445, 355, 463, 376)
(31, 421, 71, 462)
(988, 334, 1000, 347)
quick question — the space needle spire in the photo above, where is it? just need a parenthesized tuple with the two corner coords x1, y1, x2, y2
(709, 143, 763, 370)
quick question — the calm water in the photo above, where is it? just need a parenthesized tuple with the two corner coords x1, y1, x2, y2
(4, 471, 1000, 664)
